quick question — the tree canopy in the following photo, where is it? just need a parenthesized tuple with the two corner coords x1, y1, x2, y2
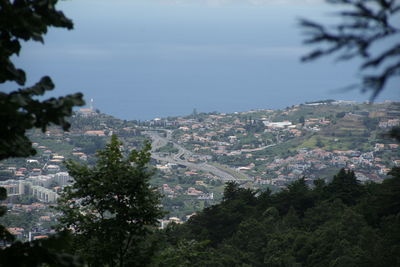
(153, 168, 400, 266)
(0, 1, 84, 265)
(0, 0, 84, 161)
(57, 135, 164, 266)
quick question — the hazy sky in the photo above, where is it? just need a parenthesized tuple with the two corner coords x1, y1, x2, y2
(5, 0, 399, 119)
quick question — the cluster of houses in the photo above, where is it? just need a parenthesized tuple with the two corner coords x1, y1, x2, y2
(256, 146, 398, 186)
(379, 118, 400, 129)
(3, 203, 56, 241)
(1, 101, 399, 238)
(171, 111, 336, 157)
(160, 181, 214, 200)
(149, 102, 399, 187)
(159, 212, 197, 229)
(1, 142, 77, 204)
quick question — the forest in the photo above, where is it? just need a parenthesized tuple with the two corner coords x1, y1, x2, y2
(151, 168, 400, 266)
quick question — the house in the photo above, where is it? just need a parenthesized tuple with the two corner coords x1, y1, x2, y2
(77, 108, 95, 117)
(46, 165, 60, 173)
(31, 168, 42, 176)
(375, 143, 385, 151)
(162, 184, 175, 195)
(389, 144, 399, 150)
(33, 235, 48, 240)
(7, 228, 24, 239)
(186, 187, 203, 196)
(26, 159, 39, 164)
(84, 130, 105, 136)
(195, 180, 206, 186)
(263, 121, 292, 129)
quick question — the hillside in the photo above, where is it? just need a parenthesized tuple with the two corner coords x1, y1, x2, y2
(0, 101, 399, 235)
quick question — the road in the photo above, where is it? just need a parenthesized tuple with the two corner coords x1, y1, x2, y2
(144, 130, 252, 182)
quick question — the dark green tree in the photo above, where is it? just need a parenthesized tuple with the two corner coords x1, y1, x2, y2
(336, 111, 346, 118)
(159, 169, 400, 266)
(0, 0, 84, 161)
(327, 168, 364, 205)
(57, 135, 163, 267)
(0, 187, 14, 243)
(186, 181, 257, 245)
(0, 1, 84, 266)
(299, 115, 305, 124)
(222, 181, 241, 201)
(373, 167, 400, 218)
(388, 126, 400, 142)
(272, 177, 315, 216)
(154, 239, 212, 267)
(315, 137, 324, 148)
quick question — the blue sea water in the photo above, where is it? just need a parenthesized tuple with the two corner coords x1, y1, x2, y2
(2, 0, 399, 120)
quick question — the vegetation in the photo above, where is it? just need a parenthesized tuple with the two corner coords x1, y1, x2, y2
(0, 1, 85, 265)
(68, 135, 108, 155)
(0, 188, 14, 243)
(154, 168, 400, 266)
(0, 209, 40, 231)
(0, 0, 84, 161)
(210, 162, 249, 181)
(57, 135, 163, 266)
(156, 142, 179, 154)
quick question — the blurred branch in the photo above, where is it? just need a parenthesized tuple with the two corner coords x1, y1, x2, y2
(300, 0, 400, 101)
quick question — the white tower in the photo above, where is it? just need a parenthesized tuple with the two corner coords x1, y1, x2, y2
(90, 98, 94, 110)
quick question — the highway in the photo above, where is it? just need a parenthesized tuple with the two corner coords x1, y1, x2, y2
(144, 130, 252, 182)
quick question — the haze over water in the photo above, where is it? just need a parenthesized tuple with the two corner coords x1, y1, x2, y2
(5, 0, 399, 120)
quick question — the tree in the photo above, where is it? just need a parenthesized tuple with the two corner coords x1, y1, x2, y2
(0, 1, 84, 265)
(327, 168, 364, 205)
(300, 0, 399, 101)
(299, 116, 305, 124)
(57, 135, 163, 266)
(272, 177, 315, 216)
(0, 0, 84, 161)
(315, 137, 324, 148)
(0, 187, 14, 244)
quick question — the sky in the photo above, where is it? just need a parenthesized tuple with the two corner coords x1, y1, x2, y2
(4, 0, 399, 120)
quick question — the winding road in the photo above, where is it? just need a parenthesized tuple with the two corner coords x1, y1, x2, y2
(144, 130, 252, 182)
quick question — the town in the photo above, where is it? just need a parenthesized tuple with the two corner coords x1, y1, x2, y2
(1, 99, 399, 240)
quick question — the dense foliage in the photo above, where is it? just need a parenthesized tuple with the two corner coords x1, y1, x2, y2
(154, 168, 400, 266)
(0, 0, 84, 161)
(0, 1, 85, 265)
(57, 135, 164, 267)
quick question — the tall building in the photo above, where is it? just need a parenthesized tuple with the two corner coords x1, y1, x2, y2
(54, 172, 72, 187)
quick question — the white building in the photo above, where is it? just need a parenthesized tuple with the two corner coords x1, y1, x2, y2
(27, 175, 54, 188)
(31, 186, 58, 202)
(263, 121, 293, 129)
(54, 172, 72, 187)
(0, 180, 24, 196)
